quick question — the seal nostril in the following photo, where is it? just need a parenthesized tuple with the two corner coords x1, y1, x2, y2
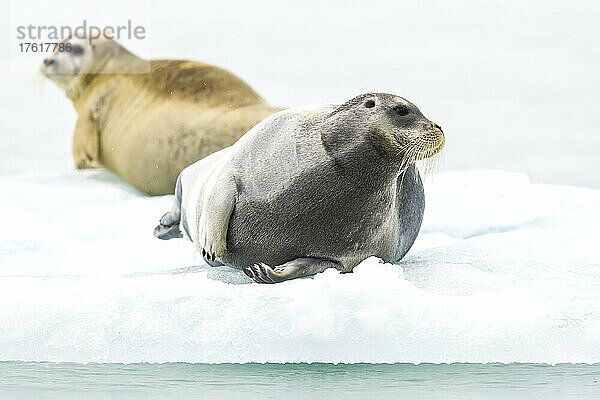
(434, 123, 443, 133)
(43, 59, 55, 66)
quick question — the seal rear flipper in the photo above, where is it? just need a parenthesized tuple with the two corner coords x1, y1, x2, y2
(154, 174, 184, 240)
(153, 221, 183, 240)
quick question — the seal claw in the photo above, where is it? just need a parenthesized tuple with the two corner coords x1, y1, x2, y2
(243, 266, 256, 280)
(244, 263, 279, 284)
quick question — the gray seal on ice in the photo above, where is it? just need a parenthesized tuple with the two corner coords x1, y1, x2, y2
(154, 93, 445, 283)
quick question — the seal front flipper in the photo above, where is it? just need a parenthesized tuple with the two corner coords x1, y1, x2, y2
(197, 172, 237, 261)
(72, 110, 101, 169)
(243, 258, 341, 284)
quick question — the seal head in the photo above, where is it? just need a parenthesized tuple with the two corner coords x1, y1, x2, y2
(322, 93, 445, 174)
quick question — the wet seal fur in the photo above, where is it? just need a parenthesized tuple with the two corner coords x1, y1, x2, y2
(41, 36, 282, 195)
(154, 93, 445, 283)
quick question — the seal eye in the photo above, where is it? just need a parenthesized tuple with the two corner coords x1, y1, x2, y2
(364, 100, 375, 108)
(70, 45, 84, 56)
(394, 105, 409, 116)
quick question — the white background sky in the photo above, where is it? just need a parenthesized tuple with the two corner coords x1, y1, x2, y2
(1, 0, 599, 186)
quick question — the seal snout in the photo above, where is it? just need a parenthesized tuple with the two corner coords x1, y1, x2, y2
(406, 120, 446, 162)
(428, 122, 446, 156)
(428, 121, 445, 145)
(40, 58, 54, 75)
(422, 121, 443, 134)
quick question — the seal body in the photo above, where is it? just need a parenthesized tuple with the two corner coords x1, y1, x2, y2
(41, 36, 282, 195)
(155, 93, 445, 283)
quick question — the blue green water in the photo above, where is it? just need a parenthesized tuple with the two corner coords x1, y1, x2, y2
(1, 362, 598, 399)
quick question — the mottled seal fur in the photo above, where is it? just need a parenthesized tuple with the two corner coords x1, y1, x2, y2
(154, 93, 445, 283)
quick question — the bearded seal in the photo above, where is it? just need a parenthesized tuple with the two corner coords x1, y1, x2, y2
(154, 93, 445, 283)
(40, 35, 282, 195)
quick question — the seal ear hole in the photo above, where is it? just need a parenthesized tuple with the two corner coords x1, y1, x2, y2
(364, 100, 375, 109)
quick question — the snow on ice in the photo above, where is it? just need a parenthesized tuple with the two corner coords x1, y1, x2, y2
(0, 169, 599, 363)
